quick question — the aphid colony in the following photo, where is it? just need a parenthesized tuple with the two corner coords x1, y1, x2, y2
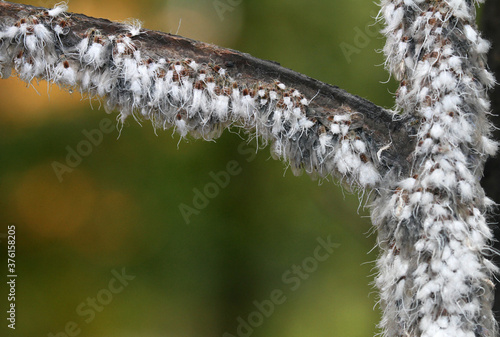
(0, 3, 380, 188)
(375, 1, 497, 337)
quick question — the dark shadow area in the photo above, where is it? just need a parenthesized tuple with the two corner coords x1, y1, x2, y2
(482, 0, 500, 324)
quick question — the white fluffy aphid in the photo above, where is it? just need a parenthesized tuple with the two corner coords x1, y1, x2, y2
(213, 92, 230, 121)
(47, 2, 68, 17)
(376, 1, 497, 337)
(124, 19, 142, 37)
(53, 58, 76, 85)
(77, 30, 110, 69)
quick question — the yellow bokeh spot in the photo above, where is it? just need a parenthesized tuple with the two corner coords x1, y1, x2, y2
(9, 163, 139, 261)
(12, 165, 97, 239)
(0, 78, 86, 126)
(72, 189, 139, 260)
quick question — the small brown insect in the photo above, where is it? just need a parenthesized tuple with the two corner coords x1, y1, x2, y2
(156, 69, 166, 78)
(194, 81, 202, 90)
(58, 18, 70, 28)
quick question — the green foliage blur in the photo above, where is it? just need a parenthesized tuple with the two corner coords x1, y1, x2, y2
(0, 0, 398, 336)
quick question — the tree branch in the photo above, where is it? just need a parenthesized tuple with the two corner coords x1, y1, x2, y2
(2, 1, 497, 337)
(0, 1, 416, 189)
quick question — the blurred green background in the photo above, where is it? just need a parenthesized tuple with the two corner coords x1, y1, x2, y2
(0, 0, 398, 336)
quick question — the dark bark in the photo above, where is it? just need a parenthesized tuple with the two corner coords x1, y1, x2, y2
(0, 1, 417, 180)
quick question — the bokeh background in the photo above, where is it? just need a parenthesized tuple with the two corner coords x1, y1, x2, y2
(0, 0, 399, 336)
